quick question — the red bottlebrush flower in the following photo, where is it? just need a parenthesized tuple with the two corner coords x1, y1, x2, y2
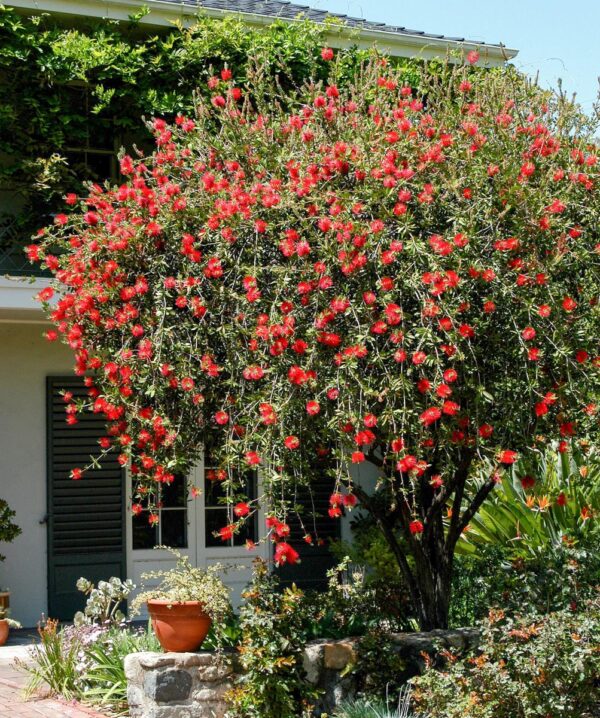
(420, 407, 442, 426)
(327, 388, 339, 400)
(245, 451, 261, 466)
(37, 286, 54, 302)
(521, 326, 536, 341)
(218, 524, 235, 541)
(436, 383, 452, 398)
(351, 451, 365, 463)
(83, 211, 98, 225)
(409, 519, 424, 535)
(221, 68, 232, 81)
(556, 492, 567, 507)
(478, 424, 494, 439)
(412, 351, 427, 365)
(321, 47, 334, 61)
(458, 324, 475, 339)
(45, 330, 58, 342)
(575, 350, 589, 363)
(443, 368, 458, 383)
(442, 400, 460, 416)
(243, 365, 265, 381)
(535, 402, 549, 417)
(466, 50, 479, 64)
(70, 467, 83, 480)
(343, 494, 357, 508)
(274, 542, 300, 566)
(284, 435, 300, 450)
(363, 413, 377, 427)
(306, 400, 321, 416)
(234, 502, 250, 517)
(562, 296, 577, 312)
(214, 410, 229, 425)
(65, 193, 77, 205)
(520, 475, 535, 490)
(498, 450, 518, 465)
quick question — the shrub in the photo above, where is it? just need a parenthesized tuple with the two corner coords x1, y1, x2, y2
(412, 598, 600, 718)
(0, 498, 21, 564)
(34, 51, 600, 630)
(227, 559, 318, 718)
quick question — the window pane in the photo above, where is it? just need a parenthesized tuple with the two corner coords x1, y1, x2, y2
(234, 513, 258, 546)
(162, 474, 186, 508)
(161, 510, 188, 549)
(205, 508, 229, 547)
(132, 512, 158, 550)
(204, 477, 226, 507)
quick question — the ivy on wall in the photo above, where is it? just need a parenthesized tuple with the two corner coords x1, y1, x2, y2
(0, 4, 423, 239)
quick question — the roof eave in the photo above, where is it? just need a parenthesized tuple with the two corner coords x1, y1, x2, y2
(7, 0, 518, 64)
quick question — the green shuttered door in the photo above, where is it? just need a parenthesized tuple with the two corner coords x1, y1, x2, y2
(47, 377, 125, 620)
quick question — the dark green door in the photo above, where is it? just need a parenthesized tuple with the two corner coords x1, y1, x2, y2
(47, 377, 125, 620)
(276, 471, 341, 591)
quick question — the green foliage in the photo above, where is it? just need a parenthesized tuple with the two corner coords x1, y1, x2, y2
(450, 448, 600, 625)
(0, 5, 375, 237)
(21, 618, 160, 711)
(74, 575, 135, 626)
(81, 624, 161, 712)
(335, 687, 414, 718)
(21, 619, 83, 701)
(412, 598, 600, 718)
(227, 559, 317, 718)
(0, 498, 21, 563)
(457, 447, 600, 558)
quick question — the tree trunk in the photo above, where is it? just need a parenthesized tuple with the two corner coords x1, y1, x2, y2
(410, 554, 453, 630)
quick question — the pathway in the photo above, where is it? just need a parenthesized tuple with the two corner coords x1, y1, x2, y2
(0, 631, 107, 718)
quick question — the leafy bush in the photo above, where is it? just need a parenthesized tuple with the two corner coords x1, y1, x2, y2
(412, 599, 600, 718)
(227, 559, 318, 718)
(34, 44, 600, 630)
(0, 498, 21, 564)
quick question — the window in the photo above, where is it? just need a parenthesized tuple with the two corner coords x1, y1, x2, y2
(204, 461, 258, 548)
(132, 474, 188, 550)
(62, 84, 118, 185)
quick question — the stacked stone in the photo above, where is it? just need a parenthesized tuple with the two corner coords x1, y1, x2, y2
(125, 651, 234, 718)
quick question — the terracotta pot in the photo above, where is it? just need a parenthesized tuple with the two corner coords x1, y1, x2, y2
(147, 600, 212, 652)
(0, 620, 9, 647)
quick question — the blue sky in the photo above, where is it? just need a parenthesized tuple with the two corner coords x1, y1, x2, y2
(310, 0, 599, 114)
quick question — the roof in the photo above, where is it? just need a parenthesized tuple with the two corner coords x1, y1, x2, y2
(7, 0, 518, 63)
(163, 0, 498, 49)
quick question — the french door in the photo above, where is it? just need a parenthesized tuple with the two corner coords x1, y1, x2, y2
(126, 454, 269, 610)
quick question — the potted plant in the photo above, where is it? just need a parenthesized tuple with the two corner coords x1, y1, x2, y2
(131, 548, 230, 652)
(0, 608, 21, 646)
(0, 499, 21, 617)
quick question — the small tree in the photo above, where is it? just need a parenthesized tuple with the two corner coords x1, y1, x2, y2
(31, 54, 599, 629)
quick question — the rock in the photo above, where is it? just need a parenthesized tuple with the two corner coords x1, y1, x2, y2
(144, 668, 193, 703)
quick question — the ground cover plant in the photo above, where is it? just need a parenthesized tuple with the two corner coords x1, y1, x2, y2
(32, 50, 600, 629)
(412, 597, 600, 718)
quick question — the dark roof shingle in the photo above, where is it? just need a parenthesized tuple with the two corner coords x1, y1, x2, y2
(162, 0, 501, 48)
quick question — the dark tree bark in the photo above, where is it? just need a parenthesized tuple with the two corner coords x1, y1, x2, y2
(355, 448, 486, 630)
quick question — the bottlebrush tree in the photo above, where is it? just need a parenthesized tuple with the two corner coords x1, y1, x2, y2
(31, 55, 599, 629)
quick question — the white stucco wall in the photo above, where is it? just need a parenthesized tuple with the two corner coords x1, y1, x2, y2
(0, 322, 73, 627)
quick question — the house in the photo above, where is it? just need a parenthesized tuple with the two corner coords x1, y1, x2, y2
(0, 0, 518, 628)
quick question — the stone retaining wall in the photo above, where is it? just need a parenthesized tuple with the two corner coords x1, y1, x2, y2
(124, 651, 234, 718)
(303, 628, 479, 714)
(125, 628, 479, 717)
